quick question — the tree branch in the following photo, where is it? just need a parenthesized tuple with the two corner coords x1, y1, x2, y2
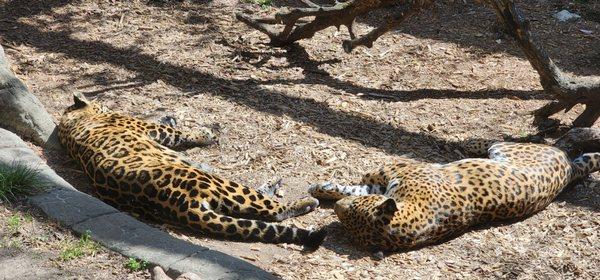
(235, 0, 395, 46)
(487, 0, 600, 127)
(342, 2, 429, 52)
(237, 0, 600, 127)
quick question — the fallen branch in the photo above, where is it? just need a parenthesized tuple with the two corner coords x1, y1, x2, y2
(237, 0, 600, 127)
(235, 0, 421, 46)
(342, 2, 428, 52)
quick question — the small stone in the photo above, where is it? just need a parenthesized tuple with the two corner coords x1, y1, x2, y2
(554, 10, 581, 22)
(372, 251, 385, 260)
(151, 266, 172, 280)
(159, 115, 178, 127)
(332, 271, 344, 279)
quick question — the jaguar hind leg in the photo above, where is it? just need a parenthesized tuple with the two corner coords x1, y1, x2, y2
(255, 178, 321, 218)
(273, 196, 320, 221)
(461, 139, 499, 157)
(572, 153, 600, 180)
(94, 183, 155, 221)
(185, 207, 327, 249)
(462, 136, 547, 158)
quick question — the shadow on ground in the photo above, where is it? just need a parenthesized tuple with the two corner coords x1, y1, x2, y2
(223, 41, 550, 102)
(0, 0, 549, 161)
(266, 0, 600, 76)
(0, 0, 598, 268)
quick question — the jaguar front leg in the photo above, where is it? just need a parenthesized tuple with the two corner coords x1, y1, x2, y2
(309, 161, 418, 200)
(213, 178, 319, 222)
(143, 122, 217, 150)
(111, 115, 216, 150)
(308, 182, 387, 201)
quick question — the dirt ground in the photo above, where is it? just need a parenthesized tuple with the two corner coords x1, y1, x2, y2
(1, 0, 599, 279)
(0, 202, 149, 279)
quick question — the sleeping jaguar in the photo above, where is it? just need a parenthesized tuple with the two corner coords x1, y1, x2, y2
(58, 93, 326, 249)
(309, 138, 599, 251)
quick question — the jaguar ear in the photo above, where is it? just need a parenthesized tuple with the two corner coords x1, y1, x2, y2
(376, 198, 397, 216)
(72, 92, 90, 108)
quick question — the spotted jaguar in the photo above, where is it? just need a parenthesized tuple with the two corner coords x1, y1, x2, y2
(309, 139, 599, 251)
(58, 93, 326, 249)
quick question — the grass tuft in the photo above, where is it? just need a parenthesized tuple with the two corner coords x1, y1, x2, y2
(0, 162, 45, 202)
(7, 215, 21, 232)
(245, 0, 272, 8)
(59, 230, 99, 261)
(124, 257, 149, 271)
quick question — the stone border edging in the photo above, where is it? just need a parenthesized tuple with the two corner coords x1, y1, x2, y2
(0, 128, 277, 280)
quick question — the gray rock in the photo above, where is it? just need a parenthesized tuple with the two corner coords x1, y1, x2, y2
(159, 115, 178, 128)
(153, 266, 175, 280)
(152, 266, 203, 280)
(554, 10, 581, 22)
(0, 45, 57, 146)
(71, 212, 276, 279)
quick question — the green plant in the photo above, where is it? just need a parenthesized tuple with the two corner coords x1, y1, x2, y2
(22, 213, 33, 223)
(59, 230, 99, 261)
(7, 239, 23, 249)
(519, 131, 529, 138)
(7, 215, 21, 231)
(125, 257, 149, 271)
(245, 0, 272, 8)
(0, 162, 45, 202)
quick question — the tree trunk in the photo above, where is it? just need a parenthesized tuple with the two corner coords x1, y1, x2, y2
(0, 44, 61, 149)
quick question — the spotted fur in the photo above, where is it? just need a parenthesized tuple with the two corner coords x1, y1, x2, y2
(309, 141, 599, 251)
(59, 93, 326, 248)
